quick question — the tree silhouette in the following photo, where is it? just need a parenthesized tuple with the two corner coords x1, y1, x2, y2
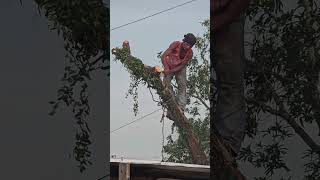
(234, 0, 320, 179)
(33, 0, 109, 172)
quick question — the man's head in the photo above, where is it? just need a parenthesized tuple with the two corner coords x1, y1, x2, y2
(182, 33, 196, 50)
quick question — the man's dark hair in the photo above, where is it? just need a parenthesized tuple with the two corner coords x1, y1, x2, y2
(183, 33, 196, 46)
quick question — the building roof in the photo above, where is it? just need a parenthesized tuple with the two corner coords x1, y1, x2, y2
(110, 158, 210, 180)
(111, 158, 209, 169)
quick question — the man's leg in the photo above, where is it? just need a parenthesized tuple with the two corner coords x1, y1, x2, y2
(175, 66, 187, 111)
(163, 73, 175, 95)
(163, 73, 175, 119)
(213, 14, 247, 155)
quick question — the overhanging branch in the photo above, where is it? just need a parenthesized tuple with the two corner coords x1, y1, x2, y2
(246, 97, 320, 153)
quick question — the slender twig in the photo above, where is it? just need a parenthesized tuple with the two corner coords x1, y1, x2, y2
(148, 86, 160, 103)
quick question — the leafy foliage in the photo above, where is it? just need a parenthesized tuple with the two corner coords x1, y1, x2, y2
(303, 149, 320, 180)
(33, 0, 109, 172)
(111, 46, 170, 126)
(236, 0, 320, 179)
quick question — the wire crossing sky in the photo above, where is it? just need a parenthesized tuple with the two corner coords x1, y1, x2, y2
(111, 108, 162, 133)
(111, 0, 199, 31)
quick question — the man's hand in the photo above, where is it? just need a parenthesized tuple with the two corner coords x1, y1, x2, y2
(161, 42, 180, 73)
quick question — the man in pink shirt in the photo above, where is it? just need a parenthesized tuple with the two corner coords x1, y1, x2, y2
(162, 33, 196, 119)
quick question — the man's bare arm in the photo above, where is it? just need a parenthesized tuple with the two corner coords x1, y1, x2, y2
(169, 50, 193, 74)
(212, 0, 251, 31)
(161, 42, 180, 61)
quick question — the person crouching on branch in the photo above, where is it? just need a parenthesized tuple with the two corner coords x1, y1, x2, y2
(161, 33, 196, 119)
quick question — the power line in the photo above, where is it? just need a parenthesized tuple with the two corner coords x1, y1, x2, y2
(111, 108, 162, 133)
(111, 0, 199, 31)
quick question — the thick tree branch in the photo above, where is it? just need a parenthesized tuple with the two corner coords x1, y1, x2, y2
(210, 128, 247, 180)
(246, 97, 320, 153)
(90, 54, 106, 66)
(310, 94, 320, 136)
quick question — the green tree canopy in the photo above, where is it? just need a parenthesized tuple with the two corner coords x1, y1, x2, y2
(236, 0, 320, 179)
